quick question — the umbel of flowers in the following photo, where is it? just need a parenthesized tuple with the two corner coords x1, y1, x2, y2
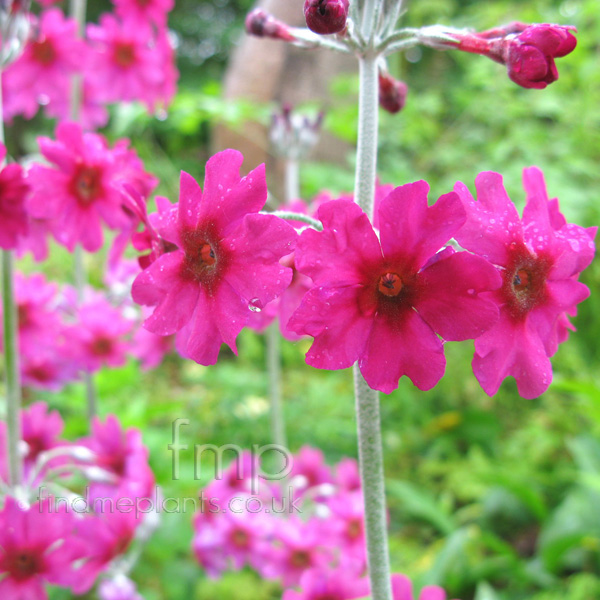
(192, 446, 457, 599)
(0, 402, 155, 598)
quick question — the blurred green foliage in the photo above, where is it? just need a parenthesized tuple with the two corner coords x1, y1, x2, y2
(24, 0, 600, 599)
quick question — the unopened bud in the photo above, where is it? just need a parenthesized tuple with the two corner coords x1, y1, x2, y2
(245, 8, 294, 42)
(378, 72, 408, 114)
(501, 24, 577, 89)
(303, 0, 349, 36)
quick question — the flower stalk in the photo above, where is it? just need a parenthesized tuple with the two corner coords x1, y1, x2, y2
(0, 69, 23, 489)
(353, 41, 393, 600)
(69, 0, 97, 423)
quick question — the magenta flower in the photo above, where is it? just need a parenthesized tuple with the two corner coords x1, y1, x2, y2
(73, 299, 134, 373)
(501, 24, 577, 89)
(259, 517, 332, 586)
(0, 497, 83, 599)
(290, 445, 333, 489)
(2, 9, 85, 121)
(114, 0, 174, 26)
(86, 14, 175, 111)
(73, 511, 140, 594)
(21, 402, 64, 467)
(0, 144, 29, 250)
(454, 168, 595, 398)
(82, 415, 155, 502)
(282, 568, 368, 600)
(99, 575, 144, 600)
(132, 149, 297, 365)
(289, 185, 502, 393)
(28, 122, 149, 252)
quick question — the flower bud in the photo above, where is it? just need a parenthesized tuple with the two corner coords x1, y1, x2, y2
(378, 72, 408, 114)
(303, 0, 349, 36)
(245, 8, 294, 42)
(502, 24, 577, 89)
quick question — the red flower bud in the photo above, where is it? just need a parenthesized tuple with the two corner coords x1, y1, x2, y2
(245, 9, 295, 42)
(502, 24, 577, 88)
(378, 73, 408, 114)
(303, 0, 349, 35)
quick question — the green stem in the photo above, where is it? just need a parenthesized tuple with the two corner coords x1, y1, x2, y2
(285, 158, 300, 204)
(353, 51, 393, 600)
(267, 322, 286, 449)
(0, 68, 23, 489)
(69, 0, 87, 122)
(2, 250, 23, 489)
(267, 211, 323, 231)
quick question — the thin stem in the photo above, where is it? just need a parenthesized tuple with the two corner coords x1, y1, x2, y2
(353, 367, 392, 600)
(285, 158, 300, 204)
(266, 211, 323, 231)
(352, 48, 393, 600)
(355, 53, 379, 220)
(360, 0, 377, 41)
(74, 246, 97, 423)
(2, 250, 23, 489)
(267, 322, 286, 449)
(0, 67, 23, 490)
(69, 0, 87, 122)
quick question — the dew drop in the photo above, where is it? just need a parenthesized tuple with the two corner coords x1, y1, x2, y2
(248, 298, 263, 312)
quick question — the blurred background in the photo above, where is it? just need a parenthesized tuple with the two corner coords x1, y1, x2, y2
(14, 0, 599, 598)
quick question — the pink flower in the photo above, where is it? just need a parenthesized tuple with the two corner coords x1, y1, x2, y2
(501, 24, 577, 89)
(73, 511, 140, 594)
(2, 9, 86, 121)
(132, 149, 297, 365)
(86, 14, 175, 111)
(99, 575, 144, 600)
(73, 298, 134, 373)
(82, 415, 155, 502)
(289, 185, 502, 393)
(282, 568, 368, 600)
(334, 457, 361, 492)
(132, 324, 174, 370)
(290, 445, 333, 489)
(0, 144, 29, 250)
(114, 0, 174, 26)
(259, 517, 332, 586)
(28, 122, 148, 252)
(0, 497, 83, 599)
(454, 168, 595, 398)
(21, 401, 64, 466)
(283, 570, 454, 600)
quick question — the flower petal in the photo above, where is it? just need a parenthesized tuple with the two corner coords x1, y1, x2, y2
(416, 251, 501, 341)
(379, 182, 466, 270)
(359, 310, 446, 393)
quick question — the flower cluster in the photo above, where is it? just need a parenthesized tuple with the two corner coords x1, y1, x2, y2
(0, 403, 155, 598)
(2, 0, 177, 128)
(131, 151, 594, 397)
(192, 446, 455, 598)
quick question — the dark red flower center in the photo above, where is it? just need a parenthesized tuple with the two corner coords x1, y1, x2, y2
(181, 227, 225, 292)
(98, 451, 126, 477)
(230, 528, 250, 548)
(17, 303, 31, 328)
(91, 336, 113, 357)
(113, 42, 136, 68)
(7, 550, 39, 580)
(378, 272, 403, 297)
(346, 518, 362, 540)
(71, 165, 103, 205)
(31, 38, 57, 65)
(290, 549, 312, 568)
(503, 246, 551, 318)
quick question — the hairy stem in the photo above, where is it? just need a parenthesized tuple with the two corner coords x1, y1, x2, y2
(353, 50, 393, 600)
(0, 70, 23, 489)
(267, 322, 286, 449)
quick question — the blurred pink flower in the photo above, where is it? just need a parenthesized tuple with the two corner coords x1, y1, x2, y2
(289, 185, 502, 393)
(0, 144, 29, 250)
(2, 9, 86, 121)
(28, 122, 152, 252)
(132, 150, 297, 365)
(113, 0, 174, 26)
(73, 510, 140, 594)
(0, 497, 83, 599)
(454, 168, 595, 398)
(86, 14, 176, 111)
(82, 414, 155, 502)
